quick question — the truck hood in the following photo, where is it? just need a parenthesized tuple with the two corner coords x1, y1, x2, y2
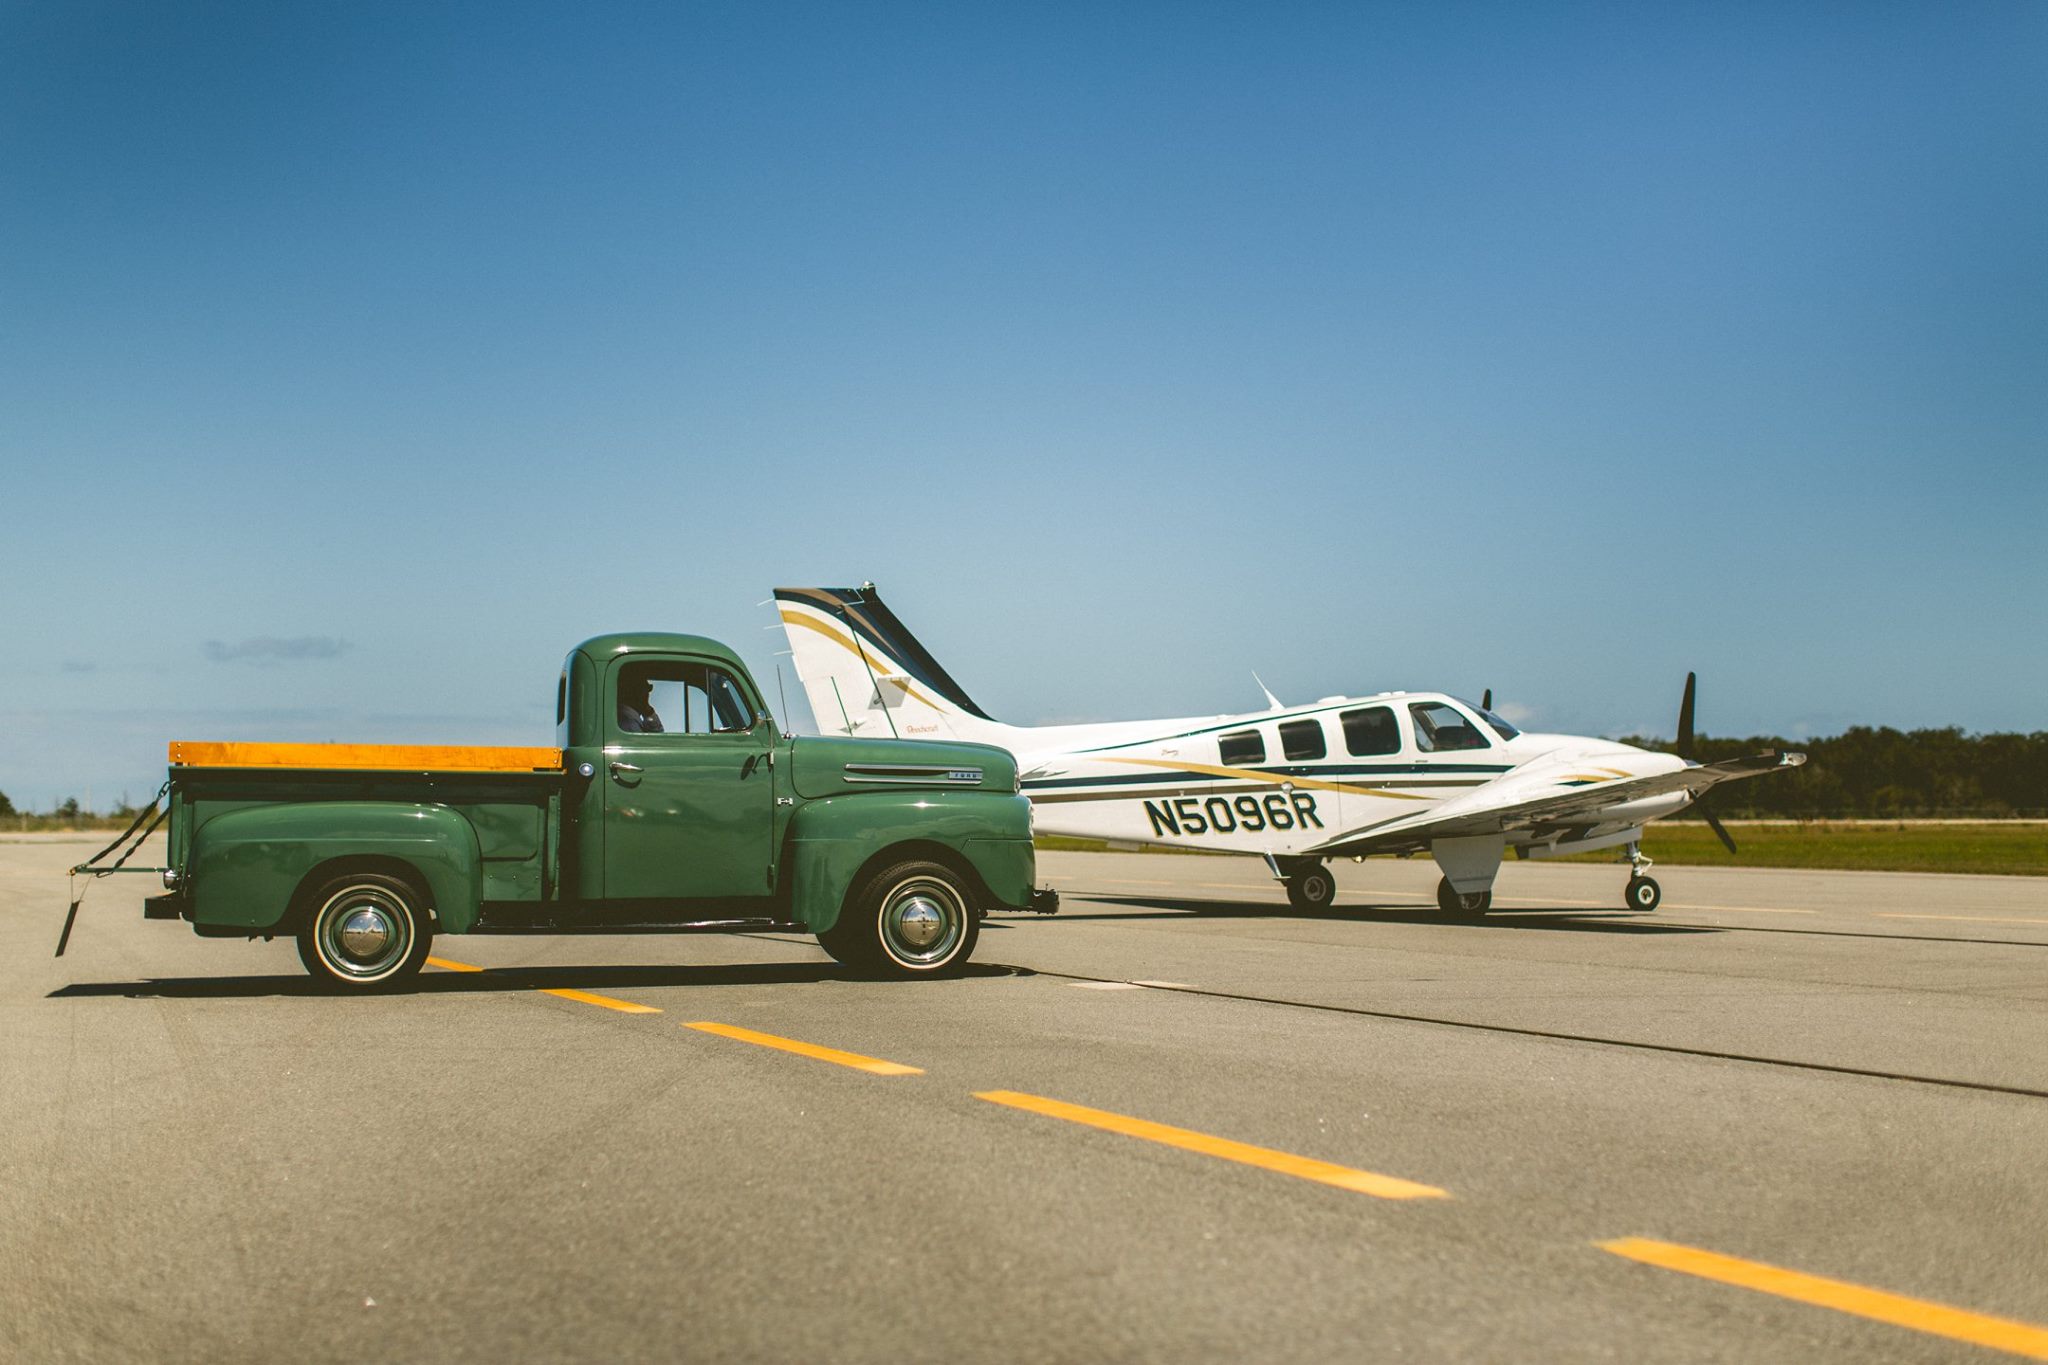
(790, 735, 1018, 801)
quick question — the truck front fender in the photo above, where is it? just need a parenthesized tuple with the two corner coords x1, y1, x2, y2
(190, 802, 484, 934)
(783, 791, 1035, 932)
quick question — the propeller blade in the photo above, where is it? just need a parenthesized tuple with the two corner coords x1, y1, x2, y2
(1481, 688, 1493, 711)
(1677, 672, 1697, 759)
(1701, 800, 1737, 855)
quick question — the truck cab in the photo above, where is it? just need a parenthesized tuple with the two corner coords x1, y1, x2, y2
(148, 632, 1050, 990)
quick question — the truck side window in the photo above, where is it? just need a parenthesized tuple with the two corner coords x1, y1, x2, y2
(617, 662, 679, 734)
(617, 661, 757, 736)
(683, 667, 755, 734)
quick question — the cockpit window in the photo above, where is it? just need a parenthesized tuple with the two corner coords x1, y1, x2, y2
(1453, 697, 1522, 741)
(1409, 701, 1492, 752)
(1218, 729, 1265, 766)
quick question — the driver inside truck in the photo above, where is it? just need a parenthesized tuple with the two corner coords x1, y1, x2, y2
(618, 672, 664, 733)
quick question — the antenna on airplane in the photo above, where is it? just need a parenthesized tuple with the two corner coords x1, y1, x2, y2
(1482, 688, 1493, 711)
(1253, 672, 1284, 711)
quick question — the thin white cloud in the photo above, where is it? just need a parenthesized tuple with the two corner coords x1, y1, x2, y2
(202, 636, 352, 664)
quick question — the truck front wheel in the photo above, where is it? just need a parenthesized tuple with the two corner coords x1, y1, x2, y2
(296, 872, 433, 991)
(820, 859, 979, 978)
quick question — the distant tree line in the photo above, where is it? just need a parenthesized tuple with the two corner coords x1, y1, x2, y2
(1617, 727, 2048, 819)
(3, 727, 2044, 823)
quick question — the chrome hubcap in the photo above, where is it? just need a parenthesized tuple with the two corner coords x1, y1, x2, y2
(879, 876, 965, 966)
(316, 886, 413, 980)
(895, 898, 945, 948)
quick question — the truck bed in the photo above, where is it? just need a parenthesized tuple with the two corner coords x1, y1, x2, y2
(169, 742, 563, 773)
(168, 742, 568, 908)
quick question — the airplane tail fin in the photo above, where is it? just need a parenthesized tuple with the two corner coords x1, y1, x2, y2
(772, 584, 1013, 745)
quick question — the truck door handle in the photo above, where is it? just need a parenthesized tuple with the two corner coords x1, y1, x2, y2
(609, 761, 643, 777)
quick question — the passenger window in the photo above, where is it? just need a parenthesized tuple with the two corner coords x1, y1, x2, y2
(1409, 701, 1491, 753)
(1341, 706, 1399, 757)
(1218, 729, 1265, 765)
(1279, 719, 1326, 761)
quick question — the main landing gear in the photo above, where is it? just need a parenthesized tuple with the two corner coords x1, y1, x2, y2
(1435, 877, 1491, 917)
(1270, 856, 1337, 911)
(1623, 841, 1662, 912)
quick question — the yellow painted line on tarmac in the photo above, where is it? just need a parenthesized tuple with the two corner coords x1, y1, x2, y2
(541, 988, 662, 1014)
(684, 1022, 923, 1076)
(1878, 914, 2048, 927)
(976, 1090, 1447, 1200)
(1599, 1238, 2048, 1360)
(424, 956, 661, 1014)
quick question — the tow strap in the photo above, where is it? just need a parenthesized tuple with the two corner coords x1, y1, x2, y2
(54, 779, 172, 958)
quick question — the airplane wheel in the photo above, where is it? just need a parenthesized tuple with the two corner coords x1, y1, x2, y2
(1435, 877, 1491, 917)
(1285, 864, 1336, 911)
(1625, 875, 1662, 912)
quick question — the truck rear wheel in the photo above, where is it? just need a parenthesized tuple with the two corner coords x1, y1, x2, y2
(820, 859, 979, 978)
(296, 872, 433, 991)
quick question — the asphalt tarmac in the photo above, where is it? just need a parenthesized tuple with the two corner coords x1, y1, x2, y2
(5, 837, 2046, 1363)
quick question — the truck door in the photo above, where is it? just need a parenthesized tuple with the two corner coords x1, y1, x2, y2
(603, 656, 775, 903)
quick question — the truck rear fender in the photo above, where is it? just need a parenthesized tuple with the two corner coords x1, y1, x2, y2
(189, 802, 484, 935)
(781, 792, 1035, 932)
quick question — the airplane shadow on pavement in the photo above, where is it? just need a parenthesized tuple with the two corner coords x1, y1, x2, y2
(1048, 894, 1721, 935)
(48, 959, 1033, 1001)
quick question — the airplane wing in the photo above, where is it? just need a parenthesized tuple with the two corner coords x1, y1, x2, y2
(1312, 751, 1805, 856)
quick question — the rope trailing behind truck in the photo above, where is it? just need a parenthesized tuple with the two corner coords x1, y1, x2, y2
(54, 779, 171, 958)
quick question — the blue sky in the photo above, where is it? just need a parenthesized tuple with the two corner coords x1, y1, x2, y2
(3, 2, 2043, 810)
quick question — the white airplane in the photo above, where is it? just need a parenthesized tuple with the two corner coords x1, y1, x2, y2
(773, 584, 1805, 916)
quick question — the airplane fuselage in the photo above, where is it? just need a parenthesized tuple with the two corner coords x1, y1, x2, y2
(1016, 693, 1691, 861)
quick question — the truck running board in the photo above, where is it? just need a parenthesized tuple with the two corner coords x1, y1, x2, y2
(470, 915, 807, 936)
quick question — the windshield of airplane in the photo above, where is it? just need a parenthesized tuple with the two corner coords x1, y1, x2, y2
(1452, 698, 1522, 741)
(1410, 700, 1491, 752)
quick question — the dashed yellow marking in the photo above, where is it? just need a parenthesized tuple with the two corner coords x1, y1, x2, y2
(1599, 1238, 2048, 1360)
(976, 1090, 1447, 1200)
(424, 956, 661, 1014)
(542, 988, 661, 1014)
(684, 1021, 923, 1075)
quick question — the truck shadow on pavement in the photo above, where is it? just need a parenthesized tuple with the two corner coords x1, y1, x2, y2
(1048, 894, 1721, 935)
(48, 960, 1032, 1001)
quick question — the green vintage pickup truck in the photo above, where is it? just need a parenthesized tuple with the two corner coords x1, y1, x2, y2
(141, 632, 1051, 990)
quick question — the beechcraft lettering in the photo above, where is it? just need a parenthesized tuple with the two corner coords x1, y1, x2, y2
(774, 583, 1804, 915)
